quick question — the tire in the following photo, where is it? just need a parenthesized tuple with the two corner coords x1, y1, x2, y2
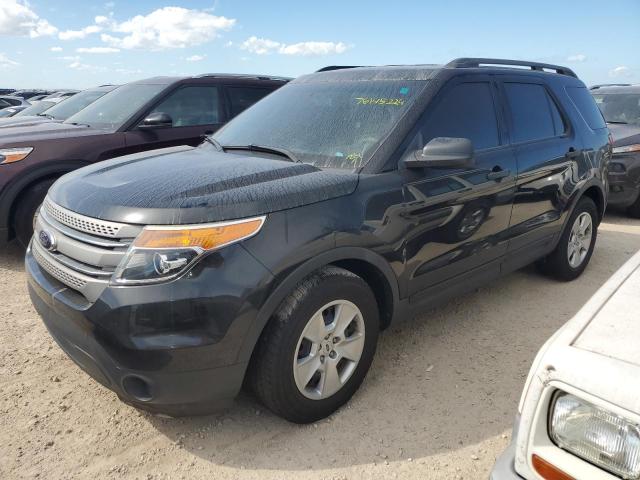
(14, 179, 56, 248)
(537, 196, 598, 281)
(250, 266, 379, 423)
(628, 194, 640, 219)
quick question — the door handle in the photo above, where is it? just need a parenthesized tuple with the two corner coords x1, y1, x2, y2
(566, 147, 581, 159)
(487, 167, 511, 181)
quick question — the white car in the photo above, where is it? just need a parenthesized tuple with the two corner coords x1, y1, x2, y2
(491, 249, 640, 480)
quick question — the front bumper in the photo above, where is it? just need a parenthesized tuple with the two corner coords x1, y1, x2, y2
(26, 243, 271, 415)
(490, 442, 523, 480)
(607, 152, 640, 208)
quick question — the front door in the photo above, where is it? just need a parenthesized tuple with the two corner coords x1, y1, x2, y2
(124, 84, 225, 154)
(399, 76, 517, 298)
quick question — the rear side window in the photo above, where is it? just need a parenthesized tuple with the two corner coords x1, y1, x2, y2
(227, 87, 273, 117)
(567, 86, 607, 130)
(504, 83, 564, 143)
(416, 82, 500, 150)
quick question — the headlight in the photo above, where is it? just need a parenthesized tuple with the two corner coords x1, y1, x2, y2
(0, 147, 34, 165)
(549, 392, 640, 479)
(613, 144, 640, 154)
(112, 216, 265, 285)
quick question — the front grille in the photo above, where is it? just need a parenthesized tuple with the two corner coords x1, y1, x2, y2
(43, 199, 124, 238)
(32, 244, 87, 290)
(32, 198, 143, 302)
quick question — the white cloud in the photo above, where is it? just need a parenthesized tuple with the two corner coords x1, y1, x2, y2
(185, 54, 205, 62)
(241, 36, 281, 55)
(241, 36, 349, 56)
(0, 52, 19, 69)
(609, 66, 631, 78)
(95, 15, 110, 26)
(567, 54, 587, 63)
(68, 60, 105, 73)
(101, 7, 235, 50)
(280, 41, 348, 56)
(50, 46, 63, 52)
(76, 46, 119, 54)
(0, 0, 57, 38)
(59, 24, 102, 41)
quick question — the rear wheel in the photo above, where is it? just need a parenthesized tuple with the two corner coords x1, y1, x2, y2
(250, 266, 379, 423)
(14, 179, 55, 248)
(537, 197, 598, 281)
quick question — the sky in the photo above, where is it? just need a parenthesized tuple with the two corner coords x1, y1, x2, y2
(0, 0, 639, 89)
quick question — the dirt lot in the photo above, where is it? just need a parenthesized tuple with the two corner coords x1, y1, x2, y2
(1, 212, 639, 480)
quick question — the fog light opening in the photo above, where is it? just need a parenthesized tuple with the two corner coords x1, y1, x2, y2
(122, 375, 153, 402)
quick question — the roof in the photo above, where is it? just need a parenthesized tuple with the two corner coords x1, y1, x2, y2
(304, 58, 579, 83)
(590, 84, 640, 94)
(131, 74, 290, 86)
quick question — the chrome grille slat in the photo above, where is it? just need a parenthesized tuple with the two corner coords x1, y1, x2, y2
(31, 197, 139, 302)
(40, 208, 131, 248)
(43, 199, 125, 237)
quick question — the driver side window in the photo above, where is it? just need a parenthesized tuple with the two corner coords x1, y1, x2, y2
(150, 86, 220, 127)
(409, 82, 500, 153)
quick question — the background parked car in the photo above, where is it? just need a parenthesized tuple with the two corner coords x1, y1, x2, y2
(10, 89, 53, 100)
(0, 105, 29, 118)
(0, 85, 118, 129)
(0, 95, 29, 110)
(0, 74, 288, 246)
(491, 249, 640, 480)
(591, 84, 640, 217)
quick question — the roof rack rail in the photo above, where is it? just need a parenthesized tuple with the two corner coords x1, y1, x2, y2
(446, 58, 577, 78)
(195, 73, 292, 81)
(316, 66, 363, 72)
(589, 83, 632, 90)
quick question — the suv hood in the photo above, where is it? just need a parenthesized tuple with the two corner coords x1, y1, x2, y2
(0, 121, 110, 145)
(608, 122, 640, 147)
(49, 145, 359, 225)
(0, 115, 56, 129)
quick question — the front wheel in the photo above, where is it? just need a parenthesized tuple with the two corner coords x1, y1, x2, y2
(250, 266, 379, 423)
(14, 179, 56, 248)
(537, 197, 598, 281)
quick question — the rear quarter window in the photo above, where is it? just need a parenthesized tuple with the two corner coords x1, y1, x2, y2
(566, 86, 606, 130)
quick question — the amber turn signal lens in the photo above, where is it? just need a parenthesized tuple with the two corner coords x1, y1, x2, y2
(132, 217, 265, 250)
(532, 454, 575, 480)
(0, 147, 34, 165)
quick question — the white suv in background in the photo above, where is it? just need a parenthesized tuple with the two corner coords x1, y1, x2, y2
(491, 250, 640, 480)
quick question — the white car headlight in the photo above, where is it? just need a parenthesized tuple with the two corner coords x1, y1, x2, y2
(550, 392, 640, 479)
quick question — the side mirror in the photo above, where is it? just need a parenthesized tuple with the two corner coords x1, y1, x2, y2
(404, 137, 475, 169)
(139, 112, 173, 129)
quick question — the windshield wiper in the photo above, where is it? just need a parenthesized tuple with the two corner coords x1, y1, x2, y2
(68, 122, 91, 127)
(37, 113, 54, 119)
(202, 135, 224, 151)
(607, 120, 628, 124)
(222, 144, 300, 163)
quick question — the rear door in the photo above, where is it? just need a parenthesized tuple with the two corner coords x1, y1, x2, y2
(400, 75, 518, 297)
(497, 76, 576, 265)
(123, 83, 225, 154)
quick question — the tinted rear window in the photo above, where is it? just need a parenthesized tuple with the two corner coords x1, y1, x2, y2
(227, 87, 274, 117)
(567, 86, 606, 130)
(504, 83, 559, 143)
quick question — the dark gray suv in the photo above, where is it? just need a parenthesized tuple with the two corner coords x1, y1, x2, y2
(591, 84, 640, 217)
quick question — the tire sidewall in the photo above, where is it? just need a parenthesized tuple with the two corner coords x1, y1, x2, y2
(273, 272, 379, 420)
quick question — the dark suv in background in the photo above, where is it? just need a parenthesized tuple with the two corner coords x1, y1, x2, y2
(26, 59, 609, 423)
(0, 74, 288, 246)
(591, 84, 640, 217)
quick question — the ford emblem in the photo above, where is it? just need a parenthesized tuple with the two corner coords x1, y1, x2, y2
(38, 230, 57, 252)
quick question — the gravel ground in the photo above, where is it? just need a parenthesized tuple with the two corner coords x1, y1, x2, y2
(1, 212, 639, 480)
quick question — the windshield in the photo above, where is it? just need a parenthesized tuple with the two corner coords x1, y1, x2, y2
(0, 109, 17, 118)
(214, 80, 426, 169)
(64, 83, 165, 129)
(44, 88, 114, 120)
(593, 93, 640, 125)
(15, 101, 55, 117)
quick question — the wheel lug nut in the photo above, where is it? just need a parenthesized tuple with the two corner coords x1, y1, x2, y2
(329, 351, 337, 359)
(332, 337, 340, 344)
(320, 355, 325, 363)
